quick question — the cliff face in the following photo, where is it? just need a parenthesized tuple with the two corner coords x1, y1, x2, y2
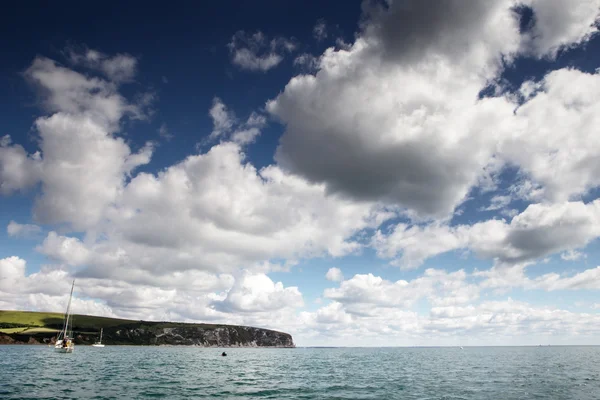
(109, 325, 295, 347)
(1, 324, 295, 347)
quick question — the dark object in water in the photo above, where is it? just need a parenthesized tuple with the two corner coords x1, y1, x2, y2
(222, 352, 227, 357)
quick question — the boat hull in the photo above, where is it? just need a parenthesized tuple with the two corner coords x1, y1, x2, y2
(91, 344, 105, 347)
(54, 346, 74, 353)
(54, 339, 74, 353)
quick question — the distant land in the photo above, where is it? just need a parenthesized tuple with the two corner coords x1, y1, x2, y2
(0, 310, 295, 347)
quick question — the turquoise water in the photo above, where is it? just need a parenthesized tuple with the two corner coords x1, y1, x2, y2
(1, 346, 599, 399)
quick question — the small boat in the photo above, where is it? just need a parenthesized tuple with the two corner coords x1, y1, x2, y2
(92, 328, 105, 347)
(54, 280, 75, 353)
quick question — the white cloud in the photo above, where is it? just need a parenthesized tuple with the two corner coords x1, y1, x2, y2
(533, 267, 600, 291)
(293, 53, 320, 71)
(26, 57, 132, 126)
(68, 47, 137, 83)
(228, 31, 296, 72)
(36, 232, 90, 267)
(325, 267, 344, 282)
(32, 112, 153, 230)
(212, 271, 303, 313)
(502, 68, 600, 203)
(0, 135, 41, 195)
(2, 53, 394, 320)
(521, 0, 600, 57)
(231, 113, 266, 145)
(267, 0, 600, 219)
(7, 221, 41, 238)
(561, 249, 586, 261)
(0, 255, 304, 332)
(477, 264, 600, 291)
(74, 142, 390, 279)
(268, 1, 523, 218)
(296, 265, 600, 345)
(208, 98, 266, 145)
(0, 256, 27, 292)
(0, 57, 154, 230)
(374, 200, 600, 268)
(209, 97, 236, 138)
(324, 269, 478, 311)
(481, 195, 512, 211)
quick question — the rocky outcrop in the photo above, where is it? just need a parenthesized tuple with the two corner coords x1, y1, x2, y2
(0, 334, 38, 344)
(0, 334, 16, 344)
(2, 323, 295, 347)
(108, 325, 295, 347)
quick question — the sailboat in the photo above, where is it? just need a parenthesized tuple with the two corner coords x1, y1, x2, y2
(92, 328, 105, 347)
(54, 280, 75, 353)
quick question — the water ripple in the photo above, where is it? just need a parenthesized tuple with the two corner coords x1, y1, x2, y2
(1, 346, 600, 399)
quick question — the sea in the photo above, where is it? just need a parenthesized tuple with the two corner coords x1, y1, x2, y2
(1, 345, 599, 399)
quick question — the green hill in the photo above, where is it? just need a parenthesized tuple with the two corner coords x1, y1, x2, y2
(0, 310, 295, 347)
(0, 310, 133, 331)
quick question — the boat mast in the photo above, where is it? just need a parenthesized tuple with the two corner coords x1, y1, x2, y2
(63, 280, 75, 338)
(100, 328, 103, 342)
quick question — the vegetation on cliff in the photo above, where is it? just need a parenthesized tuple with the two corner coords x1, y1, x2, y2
(0, 310, 295, 347)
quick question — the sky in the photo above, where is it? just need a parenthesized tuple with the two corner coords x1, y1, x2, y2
(1, 0, 600, 347)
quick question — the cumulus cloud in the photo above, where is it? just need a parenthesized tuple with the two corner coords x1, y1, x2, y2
(0, 255, 304, 331)
(68, 47, 138, 83)
(325, 267, 344, 282)
(267, 0, 600, 218)
(477, 263, 600, 292)
(520, 0, 600, 57)
(36, 232, 90, 267)
(1, 52, 393, 316)
(324, 269, 479, 310)
(73, 142, 389, 279)
(501, 68, 600, 203)
(299, 294, 600, 346)
(293, 53, 320, 72)
(0, 256, 27, 292)
(212, 271, 303, 313)
(374, 200, 600, 268)
(561, 249, 586, 261)
(0, 135, 41, 195)
(268, 1, 520, 217)
(209, 97, 236, 138)
(298, 265, 600, 345)
(228, 31, 296, 72)
(7, 221, 41, 238)
(481, 195, 512, 212)
(0, 56, 154, 230)
(208, 98, 266, 145)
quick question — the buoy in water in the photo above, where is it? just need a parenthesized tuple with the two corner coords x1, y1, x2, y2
(221, 352, 227, 357)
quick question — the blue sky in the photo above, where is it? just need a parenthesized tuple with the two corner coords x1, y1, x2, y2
(1, 0, 600, 346)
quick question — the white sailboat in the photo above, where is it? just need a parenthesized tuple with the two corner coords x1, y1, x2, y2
(54, 280, 75, 353)
(92, 328, 105, 347)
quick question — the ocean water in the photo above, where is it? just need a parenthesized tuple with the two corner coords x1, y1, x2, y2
(1, 346, 599, 399)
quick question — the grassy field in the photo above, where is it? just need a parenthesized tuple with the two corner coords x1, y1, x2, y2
(0, 310, 284, 343)
(0, 310, 237, 332)
(20, 327, 61, 334)
(0, 310, 136, 332)
(0, 327, 28, 334)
